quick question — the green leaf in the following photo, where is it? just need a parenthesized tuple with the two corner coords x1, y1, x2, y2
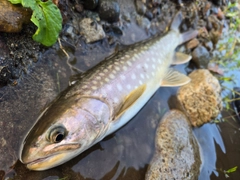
(226, 166, 238, 173)
(8, 0, 22, 4)
(31, 0, 62, 46)
(8, 0, 62, 46)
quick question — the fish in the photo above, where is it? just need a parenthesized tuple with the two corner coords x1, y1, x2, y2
(19, 11, 198, 170)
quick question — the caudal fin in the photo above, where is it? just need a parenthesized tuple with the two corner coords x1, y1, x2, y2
(170, 11, 183, 32)
(171, 11, 198, 44)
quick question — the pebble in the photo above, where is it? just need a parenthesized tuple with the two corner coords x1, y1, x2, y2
(83, 0, 99, 10)
(145, 110, 201, 180)
(0, 0, 31, 33)
(186, 38, 200, 50)
(177, 69, 222, 127)
(135, 0, 147, 15)
(136, 15, 151, 29)
(98, 0, 120, 23)
(191, 45, 211, 68)
(79, 18, 106, 43)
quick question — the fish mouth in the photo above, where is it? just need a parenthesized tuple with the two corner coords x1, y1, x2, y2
(22, 143, 81, 170)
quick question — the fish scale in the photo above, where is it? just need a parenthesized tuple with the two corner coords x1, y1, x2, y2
(19, 12, 198, 171)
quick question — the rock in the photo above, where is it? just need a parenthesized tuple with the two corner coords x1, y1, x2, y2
(145, 110, 201, 180)
(177, 70, 222, 127)
(136, 15, 151, 29)
(83, 0, 99, 10)
(0, 0, 31, 33)
(75, 3, 84, 13)
(0, 66, 12, 86)
(191, 45, 210, 68)
(79, 18, 106, 43)
(207, 15, 223, 47)
(186, 38, 200, 50)
(135, 0, 147, 15)
(98, 0, 120, 23)
(203, 40, 213, 51)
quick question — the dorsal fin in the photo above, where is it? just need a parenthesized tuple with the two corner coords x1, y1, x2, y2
(115, 84, 146, 119)
(161, 68, 191, 87)
(172, 52, 192, 65)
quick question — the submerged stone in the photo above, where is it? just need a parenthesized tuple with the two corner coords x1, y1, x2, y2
(177, 69, 222, 127)
(145, 110, 201, 180)
(79, 18, 106, 43)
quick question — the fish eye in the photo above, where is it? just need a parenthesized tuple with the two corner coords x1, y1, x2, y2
(47, 125, 67, 143)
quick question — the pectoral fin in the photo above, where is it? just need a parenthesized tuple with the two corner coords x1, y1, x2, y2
(172, 52, 192, 65)
(115, 84, 146, 119)
(161, 68, 191, 87)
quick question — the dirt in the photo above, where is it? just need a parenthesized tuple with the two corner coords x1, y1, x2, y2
(0, 0, 240, 180)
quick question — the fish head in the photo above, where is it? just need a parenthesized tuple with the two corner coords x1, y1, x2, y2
(19, 96, 111, 170)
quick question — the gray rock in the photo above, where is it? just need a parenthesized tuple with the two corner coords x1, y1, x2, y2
(79, 18, 106, 43)
(135, 0, 147, 15)
(136, 15, 151, 29)
(83, 0, 99, 10)
(98, 0, 120, 23)
(192, 45, 211, 68)
(145, 110, 201, 180)
(177, 69, 222, 127)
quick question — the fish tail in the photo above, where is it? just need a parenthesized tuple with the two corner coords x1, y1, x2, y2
(170, 11, 183, 32)
(171, 11, 198, 44)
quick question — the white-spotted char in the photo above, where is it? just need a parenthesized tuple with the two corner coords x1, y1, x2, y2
(19, 12, 198, 171)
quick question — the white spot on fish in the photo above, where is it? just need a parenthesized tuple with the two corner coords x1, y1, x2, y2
(123, 66, 128, 71)
(152, 58, 156, 62)
(92, 86, 98, 90)
(92, 81, 97, 85)
(125, 55, 130, 58)
(139, 80, 143, 85)
(96, 76, 101, 80)
(109, 74, 115, 79)
(127, 84, 131, 89)
(151, 72, 155, 76)
(117, 84, 123, 91)
(99, 73, 105, 76)
(131, 73, 136, 80)
(105, 78, 110, 82)
(140, 74, 145, 79)
(104, 69, 108, 73)
(83, 85, 88, 89)
(144, 63, 148, 69)
(112, 70, 117, 74)
(120, 75, 126, 80)
(152, 64, 156, 69)
(127, 61, 132, 66)
(115, 66, 120, 71)
(146, 58, 150, 61)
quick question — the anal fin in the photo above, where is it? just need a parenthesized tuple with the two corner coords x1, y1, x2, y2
(161, 68, 191, 87)
(172, 52, 192, 65)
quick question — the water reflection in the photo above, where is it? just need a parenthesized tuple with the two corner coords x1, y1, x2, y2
(194, 124, 226, 180)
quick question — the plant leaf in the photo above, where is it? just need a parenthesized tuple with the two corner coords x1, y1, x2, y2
(226, 166, 238, 173)
(31, 0, 62, 46)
